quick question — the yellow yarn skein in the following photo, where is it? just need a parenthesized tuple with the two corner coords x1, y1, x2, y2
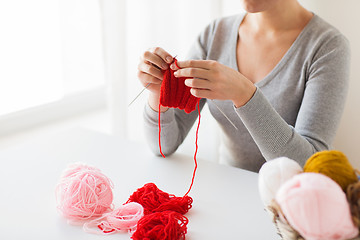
(304, 150, 358, 191)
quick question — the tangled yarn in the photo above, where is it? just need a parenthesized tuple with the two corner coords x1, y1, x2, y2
(56, 163, 195, 240)
(304, 150, 358, 191)
(258, 157, 302, 207)
(131, 211, 188, 240)
(56, 163, 114, 222)
(276, 172, 359, 240)
(83, 202, 144, 234)
(126, 183, 193, 215)
(347, 181, 360, 228)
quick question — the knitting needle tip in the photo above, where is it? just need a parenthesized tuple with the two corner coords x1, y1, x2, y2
(128, 83, 151, 107)
(211, 100, 238, 131)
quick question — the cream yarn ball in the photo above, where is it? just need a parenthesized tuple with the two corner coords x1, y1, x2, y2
(258, 157, 302, 207)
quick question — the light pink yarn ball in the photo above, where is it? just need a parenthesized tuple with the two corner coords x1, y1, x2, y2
(56, 163, 114, 221)
(276, 172, 358, 240)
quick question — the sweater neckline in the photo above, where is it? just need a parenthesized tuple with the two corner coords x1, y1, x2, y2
(230, 12, 317, 88)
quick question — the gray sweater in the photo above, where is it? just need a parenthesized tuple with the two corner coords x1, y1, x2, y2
(143, 13, 350, 172)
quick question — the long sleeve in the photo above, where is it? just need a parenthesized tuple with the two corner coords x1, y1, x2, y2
(235, 35, 351, 166)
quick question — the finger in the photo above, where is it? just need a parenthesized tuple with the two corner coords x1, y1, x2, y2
(174, 68, 211, 79)
(142, 50, 169, 70)
(190, 88, 214, 99)
(149, 47, 173, 64)
(176, 59, 217, 70)
(138, 62, 163, 80)
(137, 71, 162, 85)
(184, 78, 211, 90)
(170, 62, 179, 71)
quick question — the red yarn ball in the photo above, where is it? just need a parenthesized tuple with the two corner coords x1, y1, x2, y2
(126, 183, 193, 215)
(131, 211, 188, 240)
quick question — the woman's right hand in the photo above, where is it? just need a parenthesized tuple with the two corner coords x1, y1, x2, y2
(137, 47, 174, 96)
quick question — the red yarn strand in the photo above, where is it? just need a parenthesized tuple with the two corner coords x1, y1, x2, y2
(185, 102, 200, 196)
(174, 59, 180, 69)
(158, 57, 201, 196)
(158, 102, 165, 158)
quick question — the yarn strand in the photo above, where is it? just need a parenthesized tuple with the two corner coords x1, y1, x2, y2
(185, 102, 200, 196)
(158, 103, 165, 158)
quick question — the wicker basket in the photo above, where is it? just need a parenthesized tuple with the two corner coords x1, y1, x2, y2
(267, 200, 304, 240)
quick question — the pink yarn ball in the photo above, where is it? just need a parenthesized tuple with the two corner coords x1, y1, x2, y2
(56, 163, 114, 222)
(276, 172, 358, 240)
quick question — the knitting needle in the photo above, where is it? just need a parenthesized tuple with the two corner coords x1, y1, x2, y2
(128, 83, 151, 107)
(128, 83, 238, 130)
(211, 100, 238, 130)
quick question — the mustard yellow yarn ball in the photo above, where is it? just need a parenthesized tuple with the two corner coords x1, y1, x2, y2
(304, 150, 358, 191)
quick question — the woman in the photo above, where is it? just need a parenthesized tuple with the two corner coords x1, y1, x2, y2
(137, 0, 350, 172)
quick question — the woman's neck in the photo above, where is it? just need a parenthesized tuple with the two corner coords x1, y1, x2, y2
(243, 1, 313, 35)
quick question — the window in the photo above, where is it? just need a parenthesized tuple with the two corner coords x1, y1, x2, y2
(0, 0, 104, 116)
(0, 0, 63, 115)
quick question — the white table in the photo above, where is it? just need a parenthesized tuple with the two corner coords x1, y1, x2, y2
(0, 128, 278, 239)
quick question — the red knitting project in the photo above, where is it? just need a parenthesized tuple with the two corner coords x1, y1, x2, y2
(160, 59, 200, 114)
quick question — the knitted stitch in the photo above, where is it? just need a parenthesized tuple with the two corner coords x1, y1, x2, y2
(160, 59, 200, 113)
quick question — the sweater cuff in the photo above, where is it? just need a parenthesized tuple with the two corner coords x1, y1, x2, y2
(234, 87, 261, 112)
(144, 102, 175, 126)
(234, 87, 275, 124)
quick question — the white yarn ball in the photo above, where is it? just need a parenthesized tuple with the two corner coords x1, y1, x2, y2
(258, 157, 302, 207)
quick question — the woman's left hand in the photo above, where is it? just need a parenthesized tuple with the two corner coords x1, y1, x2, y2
(172, 60, 256, 108)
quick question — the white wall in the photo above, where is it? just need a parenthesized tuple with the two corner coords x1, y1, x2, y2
(299, 0, 360, 168)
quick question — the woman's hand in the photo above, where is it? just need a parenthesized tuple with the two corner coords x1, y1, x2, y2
(137, 47, 173, 112)
(171, 60, 256, 108)
(137, 47, 173, 95)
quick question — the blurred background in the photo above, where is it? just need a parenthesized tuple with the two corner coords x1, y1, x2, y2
(0, 0, 359, 168)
